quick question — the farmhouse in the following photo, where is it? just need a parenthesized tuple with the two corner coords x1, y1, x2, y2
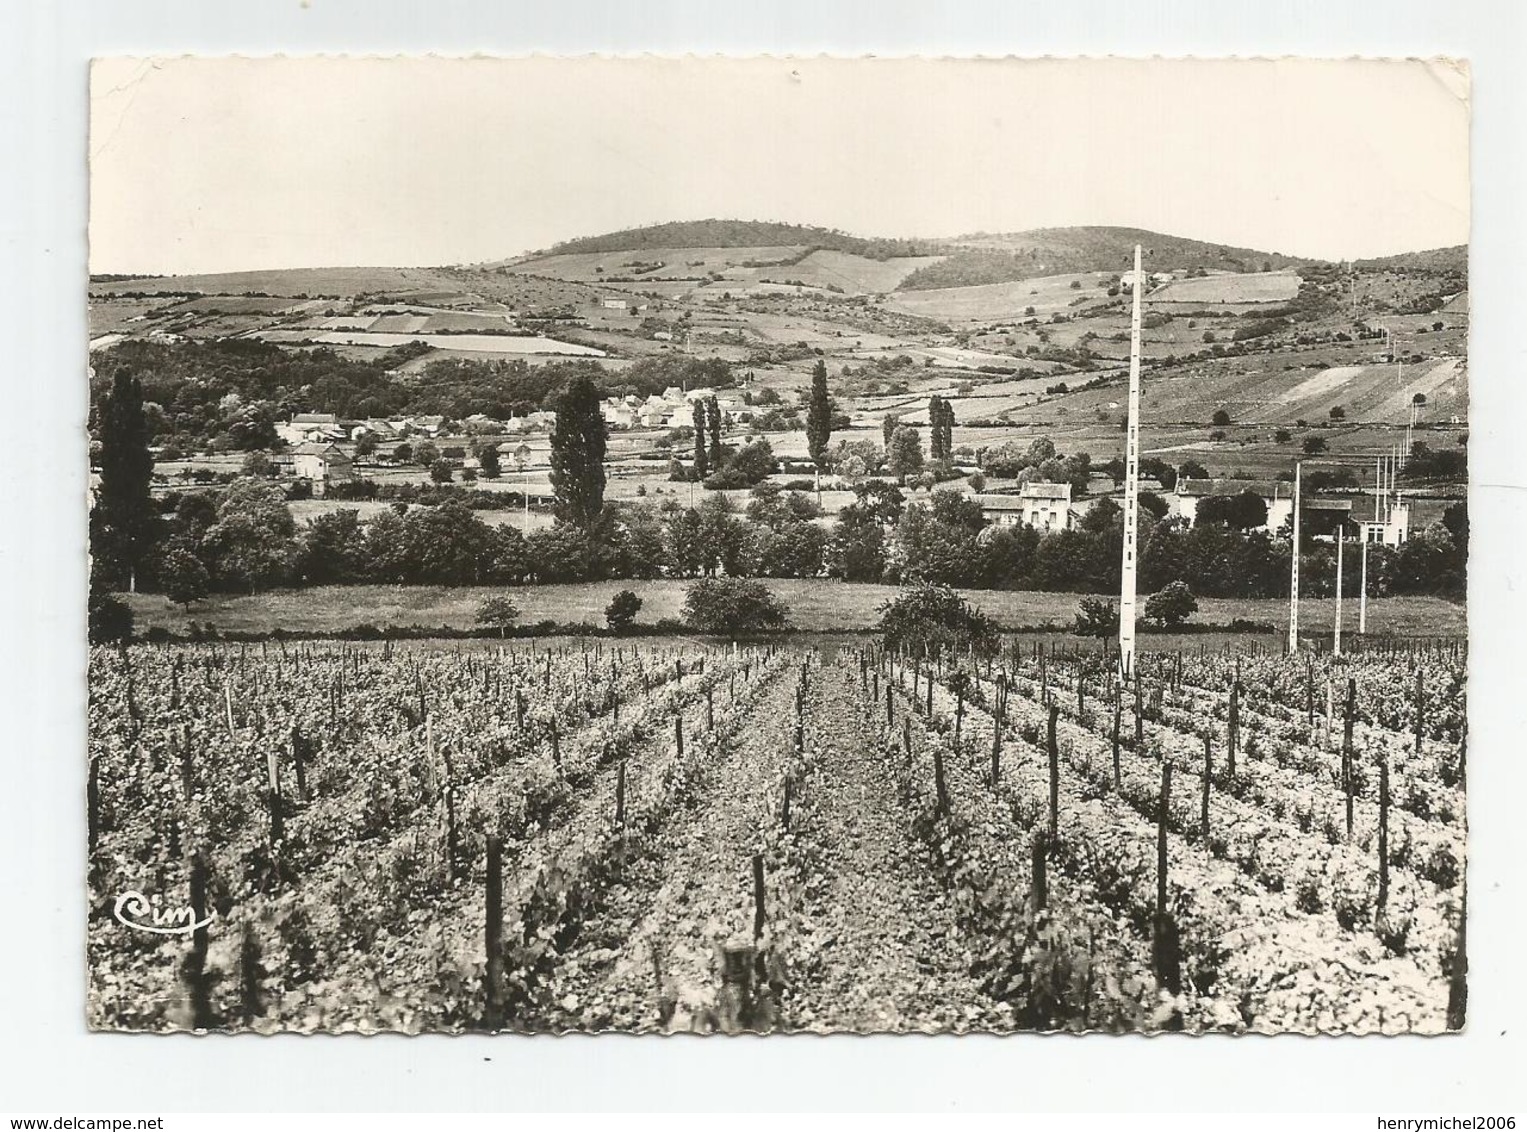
(291, 442, 356, 497)
(277, 412, 344, 446)
(978, 482, 1074, 532)
(1172, 479, 1293, 533)
(1359, 496, 1412, 547)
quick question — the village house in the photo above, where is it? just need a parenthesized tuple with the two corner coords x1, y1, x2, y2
(277, 412, 344, 447)
(977, 482, 1075, 533)
(291, 442, 356, 497)
(1358, 496, 1412, 547)
(1171, 479, 1294, 533)
(351, 419, 399, 443)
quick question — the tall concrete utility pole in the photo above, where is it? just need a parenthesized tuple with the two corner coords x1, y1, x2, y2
(1289, 461, 1302, 652)
(1334, 529, 1344, 657)
(1118, 245, 1144, 679)
(1359, 530, 1368, 636)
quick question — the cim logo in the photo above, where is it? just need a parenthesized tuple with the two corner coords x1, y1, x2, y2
(113, 890, 216, 936)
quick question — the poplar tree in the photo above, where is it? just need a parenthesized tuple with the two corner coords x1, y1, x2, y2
(94, 366, 157, 591)
(706, 396, 723, 471)
(805, 358, 833, 469)
(549, 376, 608, 531)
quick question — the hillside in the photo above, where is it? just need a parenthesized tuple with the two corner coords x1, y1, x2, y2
(1352, 246, 1468, 274)
(898, 226, 1311, 291)
(538, 218, 940, 261)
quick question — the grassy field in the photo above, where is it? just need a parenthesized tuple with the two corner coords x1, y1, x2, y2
(125, 580, 1465, 639)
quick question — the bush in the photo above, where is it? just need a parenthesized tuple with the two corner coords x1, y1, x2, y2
(682, 578, 789, 634)
(1073, 598, 1119, 637)
(605, 589, 643, 633)
(88, 588, 134, 644)
(1211, 408, 1232, 426)
(1144, 581, 1198, 628)
(877, 581, 999, 658)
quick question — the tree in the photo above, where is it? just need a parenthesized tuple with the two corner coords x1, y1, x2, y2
(683, 578, 789, 633)
(412, 441, 440, 467)
(877, 581, 999, 658)
(1144, 580, 1198, 628)
(475, 595, 520, 639)
(1274, 429, 1292, 443)
(158, 545, 210, 609)
(927, 396, 955, 460)
(477, 443, 502, 480)
(1329, 405, 1346, 421)
(882, 414, 899, 449)
(887, 425, 925, 481)
(1211, 408, 1233, 427)
(1179, 460, 1209, 481)
(549, 376, 608, 531)
(93, 366, 158, 591)
(429, 459, 454, 485)
(1196, 490, 1269, 531)
(355, 433, 379, 458)
(705, 396, 723, 471)
(605, 589, 643, 633)
(200, 481, 297, 593)
(1073, 598, 1120, 637)
(295, 509, 368, 584)
(805, 358, 833, 469)
(692, 399, 710, 479)
(1302, 436, 1328, 456)
(242, 451, 276, 478)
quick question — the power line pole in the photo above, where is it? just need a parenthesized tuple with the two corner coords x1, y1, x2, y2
(1334, 528, 1344, 657)
(1289, 461, 1302, 653)
(1359, 529, 1369, 636)
(1118, 244, 1144, 680)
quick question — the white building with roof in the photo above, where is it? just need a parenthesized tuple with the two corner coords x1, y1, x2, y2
(978, 482, 1074, 532)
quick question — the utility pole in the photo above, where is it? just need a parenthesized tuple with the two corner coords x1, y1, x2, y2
(1334, 529, 1344, 657)
(1359, 530, 1368, 635)
(1289, 461, 1302, 653)
(1118, 245, 1144, 680)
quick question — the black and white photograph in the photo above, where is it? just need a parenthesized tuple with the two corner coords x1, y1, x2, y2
(84, 55, 1471, 1036)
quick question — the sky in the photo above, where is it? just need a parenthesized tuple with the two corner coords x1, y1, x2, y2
(88, 56, 1471, 275)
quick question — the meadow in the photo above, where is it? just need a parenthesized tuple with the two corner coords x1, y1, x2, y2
(124, 580, 1465, 640)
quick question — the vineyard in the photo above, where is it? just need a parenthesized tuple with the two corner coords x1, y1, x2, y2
(87, 636, 1467, 1034)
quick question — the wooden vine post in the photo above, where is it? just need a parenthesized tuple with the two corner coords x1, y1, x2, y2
(484, 834, 506, 1029)
(290, 725, 307, 803)
(675, 713, 684, 760)
(1030, 829, 1048, 913)
(1201, 734, 1212, 846)
(1377, 754, 1390, 919)
(1415, 668, 1426, 756)
(1228, 678, 1241, 773)
(990, 716, 1002, 789)
(932, 739, 950, 818)
(183, 850, 213, 1030)
(615, 761, 627, 828)
(1343, 678, 1357, 840)
(1447, 884, 1468, 1031)
(1112, 690, 1122, 791)
(265, 741, 284, 847)
(752, 854, 766, 940)
(1134, 677, 1144, 748)
(87, 755, 100, 853)
(1152, 762, 1182, 996)
(1047, 704, 1060, 838)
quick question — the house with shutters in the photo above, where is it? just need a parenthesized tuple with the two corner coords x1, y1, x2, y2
(291, 442, 356, 497)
